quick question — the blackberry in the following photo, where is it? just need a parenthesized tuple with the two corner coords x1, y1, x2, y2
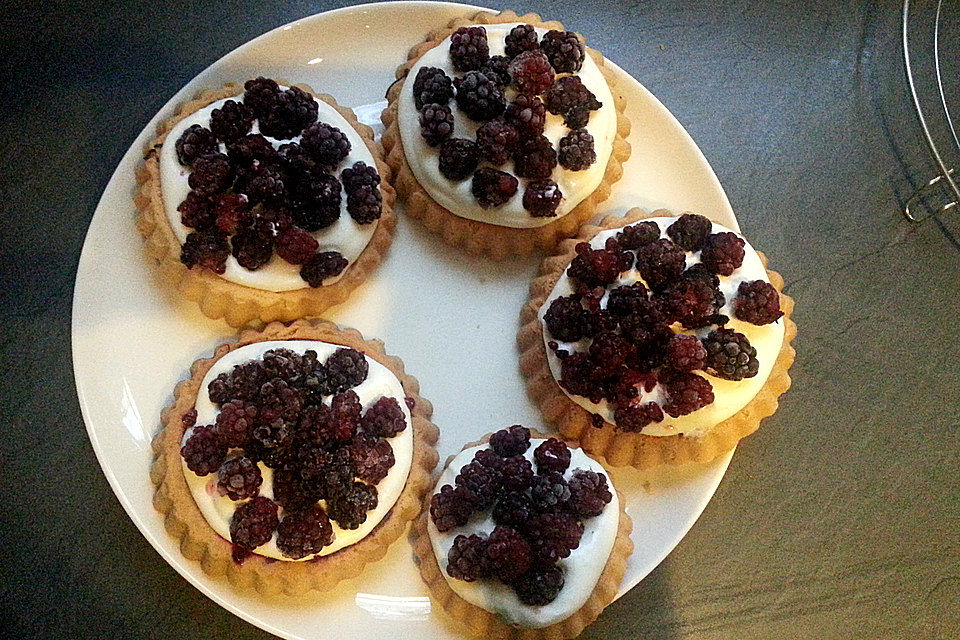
(490, 425, 531, 457)
(566, 469, 612, 517)
(350, 434, 395, 484)
(210, 99, 255, 142)
(480, 55, 512, 88)
(661, 371, 715, 417)
(298, 445, 354, 499)
(326, 390, 362, 443)
(533, 438, 571, 475)
(455, 460, 501, 509)
(341, 161, 381, 193)
(522, 179, 563, 217)
(250, 418, 295, 469)
(293, 172, 341, 231)
(346, 185, 382, 224)
(181, 425, 227, 476)
(325, 348, 369, 393)
(178, 191, 217, 231)
(214, 400, 257, 447)
(217, 456, 263, 501)
(492, 490, 536, 528)
(544, 76, 600, 127)
(272, 468, 319, 512)
(558, 352, 604, 402)
(540, 30, 585, 73)
(564, 108, 591, 129)
(230, 219, 274, 270)
(514, 564, 564, 606)
(226, 133, 277, 168)
(485, 526, 532, 582)
(449, 26, 489, 72)
(208, 361, 263, 405)
(412, 66, 454, 110)
(526, 511, 583, 561)
(543, 295, 589, 342)
(257, 376, 302, 422)
(513, 135, 557, 180)
(243, 77, 281, 119)
(276, 505, 334, 559)
(616, 221, 661, 249)
(700, 232, 746, 276)
(558, 129, 596, 170)
(667, 213, 713, 251)
(664, 333, 707, 372)
(634, 238, 686, 291)
(182, 409, 198, 429)
(505, 24, 541, 57)
(259, 86, 319, 139)
(229, 496, 278, 551)
(589, 331, 635, 369)
(606, 283, 649, 317)
(471, 168, 518, 208)
(277, 141, 316, 176)
(243, 165, 287, 205)
(327, 481, 378, 530)
(175, 124, 218, 166)
(213, 192, 252, 234)
(454, 70, 505, 121)
(508, 51, 554, 95)
(476, 119, 519, 166)
(610, 370, 658, 405)
(446, 534, 489, 581)
(180, 230, 230, 274)
(530, 471, 571, 511)
(260, 348, 305, 382)
(418, 103, 454, 146)
(188, 152, 234, 197)
(361, 396, 406, 438)
(430, 484, 477, 532)
(702, 328, 760, 381)
(567, 241, 632, 287)
(297, 403, 333, 447)
(274, 226, 319, 264)
(300, 122, 351, 168)
(659, 278, 718, 328)
(503, 93, 546, 138)
(438, 138, 480, 181)
(613, 401, 664, 433)
(498, 455, 536, 493)
(734, 280, 783, 325)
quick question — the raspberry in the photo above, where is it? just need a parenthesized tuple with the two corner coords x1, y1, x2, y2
(214, 400, 257, 447)
(558, 129, 596, 170)
(346, 185, 382, 224)
(498, 455, 536, 493)
(566, 469, 612, 517)
(325, 390, 361, 443)
(226, 133, 277, 168)
(567, 241, 632, 287)
(276, 505, 334, 559)
(300, 251, 347, 287)
(188, 152, 234, 197)
(634, 238, 686, 291)
(418, 103, 454, 146)
(508, 51, 554, 95)
(230, 219, 274, 270)
(300, 122, 351, 168)
(700, 232, 746, 276)
(485, 526, 532, 582)
(430, 484, 477, 532)
(659, 278, 719, 328)
(210, 99, 254, 142)
(449, 26, 489, 72)
(217, 456, 263, 500)
(272, 468, 318, 512)
(325, 348, 369, 393)
(327, 481, 378, 530)
(438, 138, 480, 181)
(505, 24, 541, 57)
(292, 173, 341, 231)
(350, 434, 395, 484)
(526, 511, 583, 562)
(530, 471, 570, 511)
(180, 230, 230, 274)
(541, 30, 585, 73)
(662, 371, 715, 417)
(229, 496, 278, 551)
(514, 564, 564, 606)
(492, 491, 536, 528)
(413, 66, 454, 110)
(513, 135, 557, 180)
(181, 425, 227, 476)
(664, 334, 707, 371)
(667, 213, 713, 251)
(734, 280, 783, 325)
(503, 93, 546, 138)
(702, 328, 759, 381)
(489, 425, 531, 457)
(211, 193, 252, 234)
(606, 283, 649, 317)
(589, 331, 635, 369)
(242, 165, 287, 205)
(455, 460, 501, 509)
(274, 226, 319, 264)
(476, 119, 519, 165)
(544, 295, 590, 342)
(533, 438, 571, 475)
(259, 86, 318, 139)
(178, 191, 217, 231)
(471, 168, 518, 208)
(616, 221, 661, 249)
(446, 534, 489, 581)
(243, 77, 280, 119)
(522, 179, 563, 217)
(341, 161, 381, 193)
(362, 396, 407, 438)
(175, 124, 218, 166)
(613, 401, 664, 432)
(544, 76, 600, 127)
(454, 70, 505, 121)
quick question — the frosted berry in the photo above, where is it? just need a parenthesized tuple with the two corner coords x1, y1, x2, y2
(229, 496, 278, 551)
(227, 133, 276, 168)
(489, 425, 531, 457)
(505, 24, 540, 57)
(544, 295, 589, 342)
(558, 129, 596, 170)
(259, 86, 318, 139)
(217, 456, 263, 501)
(300, 122, 351, 168)
(613, 401, 664, 432)
(734, 280, 783, 325)
(634, 238, 686, 291)
(413, 66, 454, 109)
(419, 103, 454, 146)
(276, 505, 333, 559)
(567, 241, 632, 287)
(350, 434, 395, 484)
(300, 250, 347, 287)
(700, 232, 745, 276)
(513, 135, 557, 180)
(472, 168, 518, 208)
(485, 526, 531, 582)
(361, 396, 406, 438)
(503, 93, 546, 137)
(540, 30, 585, 72)
(188, 152, 234, 197)
(664, 334, 707, 371)
(346, 184, 382, 224)
(274, 226, 319, 264)
(667, 213, 712, 251)
(178, 191, 217, 231)
(662, 371, 715, 417)
(327, 481, 378, 530)
(325, 348, 369, 393)
(180, 230, 230, 274)
(508, 51, 554, 95)
(438, 138, 480, 181)
(175, 124, 218, 166)
(454, 70, 505, 121)
(522, 179, 563, 217)
(446, 534, 489, 581)
(566, 469, 612, 517)
(476, 119, 519, 165)
(514, 564, 564, 606)
(702, 328, 759, 381)
(617, 221, 661, 249)
(449, 26, 489, 72)
(430, 484, 477, 532)
(181, 424, 227, 476)
(210, 99, 254, 142)
(243, 77, 280, 118)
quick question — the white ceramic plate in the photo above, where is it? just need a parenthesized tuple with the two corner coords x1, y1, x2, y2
(72, 2, 737, 638)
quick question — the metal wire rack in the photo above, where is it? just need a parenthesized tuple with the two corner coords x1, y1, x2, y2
(902, 0, 959, 222)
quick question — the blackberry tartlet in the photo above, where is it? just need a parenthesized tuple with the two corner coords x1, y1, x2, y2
(381, 10, 631, 259)
(518, 209, 797, 468)
(136, 80, 396, 327)
(412, 426, 632, 638)
(150, 320, 439, 594)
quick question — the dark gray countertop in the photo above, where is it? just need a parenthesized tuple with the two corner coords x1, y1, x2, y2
(2, 1, 958, 638)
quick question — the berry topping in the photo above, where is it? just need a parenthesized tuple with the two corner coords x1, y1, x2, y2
(213, 193, 252, 234)
(508, 50, 555, 95)
(230, 219, 274, 270)
(276, 505, 334, 559)
(489, 425, 531, 457)
(326, 390, 362, 443)
(514, 564, 565, 606)
(325, 348, 369, 393)
(530, 471, 571, 511)
(217, 456, 263, 500)
(485, 526, 532, 582)
(634, 238, 686, 291)
(188, 152, 234, 197)
(412, 66, 454, 110)
(497, 455, 536, 493)
(702, 328, 760, 381)
(606, 282, 649, 317)
(667, 213, 713, 251)
(210, 99, 255, 142)
(361, 396, 407, 438)
(505, 24, 540, 57)
(566, 469, 613, 518)
(661, 371, 715, 417)
(734, 280, 783, 325)
(300, 122, 351, 168)
(341, 161, 381, 192)
(226, 133, 277, 167)
(526, 511, 583, 562)
(438, 138, 480, 181)
(446, 534, 489, 581)
(449, 26, 489, 72)
(346, 184, 382, 224)
(544, 75, 601, 128)
(430, 484, 477, 532)
(589, 331, 635, 369)
(471, 168, 518, 208)
(327, 481, 378, 530)
(664, 334, 707, 371)
(272, 468, 317, 513)
(513, 135, 557, 180)
(455, 460, 501, 509)
(613, 401, 665, 432)
(492, 491, 536, 528)
(540, 30, 585, 73)
(243, 77, 281, 119)
(567, 240, 632, 287)
(214, 400, 257, 447)
(544, 295, 590, 342)
(300, 250, 348, 287)
(616, 221, 661, 249)
(659, 277, 721, 328)
(454, 70, 505, 121)
(558, 129, 596, 170)
(175, 124, 219, 166)
(522, 179, 563, 217)
(700, 232, 746, 276)
(418, 103, 455, 147)
(533, 438, 571, 474)
(480, 55, 512, 88)
(229, 496, 279, 551)
(178, 191, 217, 231)
(274, 226, 319, 264)
(292, 172, 342, 231)
(258, 86, 318, 139)
(503, 93, 547, 138)
(476, 119, 519, 165)
(181, 424, 227, 476)
(350, 434, 395, 484)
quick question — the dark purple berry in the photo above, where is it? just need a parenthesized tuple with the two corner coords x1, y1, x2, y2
(210, 99, 255, 142)
(661, 371, 715, 417)
(558, 129, 596, 170)
(734, 280, 783, 325)
(533, 438, 571, 474)
(454, 70, 505, 121)
(513, 135, 557, 180)
(181, 424, 227, 476)
(503, 93, 547, 138)
(229, 496, 278, 551)
(508, 50, 554, 95)
(300, 250, 348, 287)
(523, 179, 563, 217)
(667, 213, 713, 251)
(419, 103, 454, 146)
(413, 66, 454, 110)
(175, 124, 218, 166)
(700, 232, 746, 276)
(476, 119, 519, 165)
(489, 425, 531, 457)
(276, 505, 333, 558)
(361, 396, 406, 438)
(702, 328, 759, 381)
(300, 122, 351, 168)
(449, 26, 489, 72)
(566, 469, 612, 517)
(438, 138, 480, 181)
(471, 168, 518, 208)
(446, 534, 489, 581)
(504, 24, 540, 57)
(616, 221, 661, 249)
(180, 230, 230, 274)
(217, 456, 263, 500)
(540, 30, 585, 73)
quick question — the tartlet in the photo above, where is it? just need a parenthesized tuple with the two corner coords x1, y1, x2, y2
(381, 10, 631, 259)
(150, 319, 439, 594)
(518, 208, 797, 468)
(137, 79, 396, 327)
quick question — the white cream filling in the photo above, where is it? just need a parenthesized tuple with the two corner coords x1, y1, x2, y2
(160, 89, 378, 292)
(539, 217, 786, 437)
(398, 23, 617, 228)
(181, 340, 413, 561)
(427, 441, 619, 628)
